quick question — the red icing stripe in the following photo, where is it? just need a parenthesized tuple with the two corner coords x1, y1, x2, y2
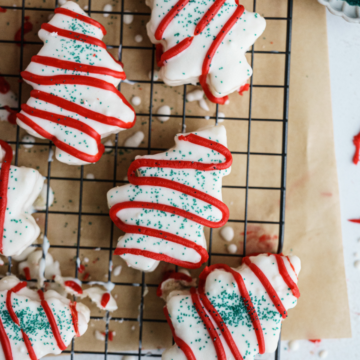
(156, 271, 193, 297)
(111, 133, 232, 269)
(155, 0, 191, 40)
(163, 306, 196, 360)
(274, 255, 300, 298)
(0, 140, 13, 254)
(0, 75, 10, 94)
(21, 329, 38, 360)
(191, 287, 226, 360)
(239, 83, 250, 96)
(154, 0, 245, 104)
(69, 302, 80, 337)
(38, 290, 67, 351)
(64, 280, 83, 295)
(14, 16, 33, 47)
(0, 318, 12, 360)
(41, 23, 106, 49)
(353, 132, 360, 165)
(3, 106, 17, 125)
(54, 7, 107, 35)
(242, 257, 287, 319)
(23, 267, 31, 281)
(31, 55, 126, 79)
(100, 293, 110, 308)
(199, 264, 265, 356)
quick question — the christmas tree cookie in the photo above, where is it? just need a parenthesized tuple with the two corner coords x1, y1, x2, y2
(0, 140, 44, 256)
(16, 1, 136, 165)
(0, 275, 90, 359)
(107, 125, 232, 272)
(160, 253, 301, 360)
(145, 0, 266, 104)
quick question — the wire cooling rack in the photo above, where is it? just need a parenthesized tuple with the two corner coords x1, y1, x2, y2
(0, 0, 293, 359)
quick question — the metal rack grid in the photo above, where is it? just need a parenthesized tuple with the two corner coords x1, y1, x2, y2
(0, 0, 293, 359)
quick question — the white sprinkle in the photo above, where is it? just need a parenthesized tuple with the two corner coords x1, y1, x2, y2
(103, 4, 113, 17)
(84, 257, 89, 263)
(131, 325, 136, 331)
(58, 0, 67, 5)
(86, 173, 95, 180)
(220, 226, 234, 242)
(288, 340, 300, 352)
(354, 260, 360, 269)
(95, 330, 105, 341)
(123, 10, 134, 25)
(124, 131, 144, 148)
(135, 34, 143, 43)
(157, 105, 171, 122)
(205, 116, 210, 120)
(48, 149, 54, 162)
(113, 265, 122, 276)
(199, 98, 209, 111)
(131, 96, 141, 106)
(148, 70, 160, 81)
(319, 350, 328, 359)
(143, 285, 149, 297)
(186, 89, 204, 102)
(227, 244, 237, 254)
(178, 268, 191, 277)
(104, 139, 113, 153)
(22, 135, 35, 149)
(83, 5, 88, 10)
(217, 112, 225, 123)
(94, 247, 101, 251)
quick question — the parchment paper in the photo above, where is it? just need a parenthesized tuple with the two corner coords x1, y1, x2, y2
(0, 0, 351, 353)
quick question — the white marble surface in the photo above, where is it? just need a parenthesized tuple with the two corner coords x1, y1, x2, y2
(50, 7, 360, 360)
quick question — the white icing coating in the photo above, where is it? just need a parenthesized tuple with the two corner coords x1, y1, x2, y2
(124, 131, 144, 148)
(107, 125, 231, 272)
(0, 155, 44, 256)
(145, 0, 266, 100)
(220, 226, 234, 242)
(198, 98, 210, 111)
(87, 281, 115, 292)
(0, 275, 90, 359)
(95, 330, 105, 341)
(227, 244, 237, 254)
(12, 247, 36, 262)
(17, 1, 135, 165)
(33, 183, 54, 211)
(0, 82, 17, 122)
(123, 11, 134, 25)
(21, 135, 35, 149)
(163, 254, 301, 360)
(156, 105, 171, 122)
(148, 70, 160, 81)
(104, 139, 114, 153)
(113, 265, 122, 276)
(135, 34, 143, 43)
(81, 286, 118, 312)
(103, 4, 113, 17)
(217, 112, 226, 123)
(186, 89, 204, 102)
(131, 96, 141, 106)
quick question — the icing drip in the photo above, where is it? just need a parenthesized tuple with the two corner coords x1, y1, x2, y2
(17, 2, 136, 165)
(0, 140, 12, 254)
(108, 126, 232, 270)
(162, 254, 301, 360)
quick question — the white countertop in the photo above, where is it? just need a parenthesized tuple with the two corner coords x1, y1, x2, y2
(51, 7, 360, 360)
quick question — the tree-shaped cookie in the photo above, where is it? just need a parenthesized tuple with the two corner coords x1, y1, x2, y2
(146, 0, 266, 104)
(0, 140, 44, 256)
(0, 276, 90, 359)
(159, 253, 301, 360)
(17, 1, 136, 165)
(107, 125, 232, 272)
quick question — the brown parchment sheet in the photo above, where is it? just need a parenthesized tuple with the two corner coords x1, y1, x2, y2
(0, 0, 351, 353)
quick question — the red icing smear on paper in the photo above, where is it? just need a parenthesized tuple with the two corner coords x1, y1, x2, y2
(349, 219, 360, 224)
(6, 282, 38, 360)
(54, 7, 107, 35)
(309, 339, 321, 344)
(78, 264, 85, 274)
(83, 272, 90, 281)
(17, 12, 135, 164)
(3, 106, 17, 125)
(101, 293, 110, 308)
(239, 83, 250, 96)
(69, 302, 80, 337)
(64, 280, 83, 295)
(38, 290, 67, 350)
(199, 263, 264, 357)
(352, 132, 360, 165)
(156, 271, 193, 297)
(164, 306, 197, 360)
(242, 257, 287, 318)
(111, 133, 232, 269)
(0, 140, 13, 254)
(0, 7, 7, 13)
(14, 16, 33, 47)
(101, 331, 114, 341)
(155, 0, 244, 104)
(23, 266, 31, 280)
(0, 75, 10, 94)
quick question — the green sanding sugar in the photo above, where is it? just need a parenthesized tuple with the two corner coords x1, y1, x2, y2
(344, 0, 360, 5)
